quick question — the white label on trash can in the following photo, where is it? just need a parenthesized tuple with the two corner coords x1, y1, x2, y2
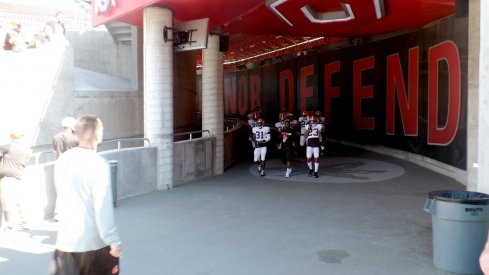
(465, 207, 483, 216)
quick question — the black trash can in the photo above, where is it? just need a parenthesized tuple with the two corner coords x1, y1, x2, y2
(108, 160, 118, 207)
(424, 190, 489, 274)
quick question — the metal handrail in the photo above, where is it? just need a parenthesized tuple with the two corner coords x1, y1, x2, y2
(102, 137, 151, 150)
(31, 150, 56, 165)
(224, 118, 242, 132)
(225, 118, 240, 123)
(174, 130, 211, 140)
(30, 137, 151, 165)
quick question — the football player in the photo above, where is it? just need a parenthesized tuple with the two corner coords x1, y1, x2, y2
(287, 113, 299, 129)
(315, 110, 326, 155)
(247, 111, 260, 128)
(297, 110, 309, 157)
(247, 112, 260, 149)
(275, 113, 286, 132)
(252, 118, 271, 176)
(279, 119, 296, 178)
(304, 115, 324, 178)
(314, 110, 325, 124)
(247, 106, 262, 124)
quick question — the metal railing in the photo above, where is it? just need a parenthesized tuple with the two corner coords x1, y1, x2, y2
(31, 150, 56, 165)
(174, 130, 211, 140)
(29, 127, 238, 164)
(101, 137, 150, 150)
(30, 137, 151, 165)
(224, 118, 241, 132)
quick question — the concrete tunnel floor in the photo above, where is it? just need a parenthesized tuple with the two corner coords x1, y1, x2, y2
(0, 143, 468, 275)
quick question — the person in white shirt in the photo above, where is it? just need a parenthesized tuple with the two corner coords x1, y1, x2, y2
(50, 115, 122, 275)
(304, 115, 324, 178)
(480, 235, 489, 274)
(252, 118, 271, 176)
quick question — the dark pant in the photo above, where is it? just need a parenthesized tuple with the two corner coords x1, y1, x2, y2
(50, 246, 119, 275)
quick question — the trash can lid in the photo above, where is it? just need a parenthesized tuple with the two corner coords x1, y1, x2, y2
(428, 190, 489, 205)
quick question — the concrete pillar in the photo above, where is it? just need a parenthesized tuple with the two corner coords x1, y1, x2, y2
(477, 0, 489, 193)
(143, 7, 174, 189)
(202, 34, 224, 175)
(467, 0, 480, 191)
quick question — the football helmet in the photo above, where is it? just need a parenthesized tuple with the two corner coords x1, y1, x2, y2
(257, 118, 265, 127)
(309, 115, 317, 123)
(301, 110, 308, 116)
(278, 113, 286, 122)
(284, 119, 290, 127)
(315, 111, 321, 117)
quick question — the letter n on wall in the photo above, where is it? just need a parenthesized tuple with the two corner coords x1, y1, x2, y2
(386, 47, 419, 136)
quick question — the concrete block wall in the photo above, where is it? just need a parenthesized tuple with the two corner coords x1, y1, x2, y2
(67, 26, 135, 82)
(173, 137, 215, 186)
(23, 146, 158, 220)
(100, 147, 158, 200)
(23, 135, 225, 221)
(67, 26, 144, 142)
(0, 28, 143, 147)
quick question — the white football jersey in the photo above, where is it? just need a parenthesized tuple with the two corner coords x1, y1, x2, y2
(299, 116, 309, 134)
(275, 121, 285, 132)
(305, 123, 324, 140)
(252, 126, 271, 143)
(248, 119, 258, 128)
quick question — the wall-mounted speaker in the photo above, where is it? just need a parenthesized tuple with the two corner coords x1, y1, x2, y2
(220, 36, 229, 52)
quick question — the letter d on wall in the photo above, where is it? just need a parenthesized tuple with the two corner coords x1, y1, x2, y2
(427, 41, 461, 145)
